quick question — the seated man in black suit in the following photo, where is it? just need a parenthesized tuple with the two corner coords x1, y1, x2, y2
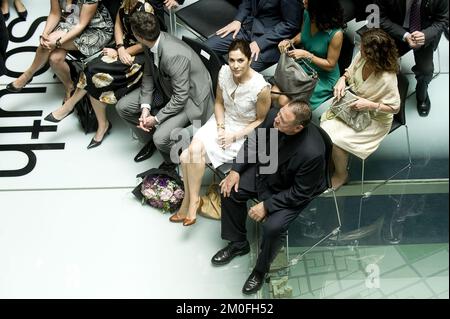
(377, 0, 449, 117)
(211, 101, 327, 295)
(205, 0, 301, 72)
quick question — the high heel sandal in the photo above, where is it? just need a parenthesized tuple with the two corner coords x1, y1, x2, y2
(183, 198, 203, 227)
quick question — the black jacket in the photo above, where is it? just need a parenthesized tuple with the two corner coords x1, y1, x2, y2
(234, 0, 302, 63)
(377, 0, 449, 47)
(231, 108, 327, 215)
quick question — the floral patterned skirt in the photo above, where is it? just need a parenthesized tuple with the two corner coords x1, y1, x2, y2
(77, 53, 145, 105)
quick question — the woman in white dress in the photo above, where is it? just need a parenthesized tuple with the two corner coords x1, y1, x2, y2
(170, 40, 271, 226)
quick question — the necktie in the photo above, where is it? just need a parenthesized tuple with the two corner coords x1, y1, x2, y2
(409, 0, 422, 32)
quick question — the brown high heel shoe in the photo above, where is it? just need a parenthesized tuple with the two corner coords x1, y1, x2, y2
(169, 212, 186, 223)
(183, 198, 203, 227)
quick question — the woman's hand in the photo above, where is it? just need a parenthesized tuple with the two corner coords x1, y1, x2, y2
(103, 48, 118, 58)
(217, 129, 235, 149)
(40, 33, 49, 48)
(118, 46, 133, 65)
(333, 77, 346, 101)
(278, 39, 291, 53)
(287, 49, 309, 60)
(350, 97, 374, 112)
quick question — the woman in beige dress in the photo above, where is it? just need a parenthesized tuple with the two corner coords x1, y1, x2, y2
(320, 28, 401, 190)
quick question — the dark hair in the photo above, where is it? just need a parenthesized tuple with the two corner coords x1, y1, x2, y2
(288, 101, 312, 127)
(361, 28, 399, 73)
(228, 39, 252, 60)
(308, 0, 346, 31)
(130, 11, 160, 42)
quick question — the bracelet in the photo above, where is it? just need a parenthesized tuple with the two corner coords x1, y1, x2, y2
(216, 123, 225, 129)
(115, 43, 124, 50)
(306, 52, 314, 63)
(55, 37, 62, 48)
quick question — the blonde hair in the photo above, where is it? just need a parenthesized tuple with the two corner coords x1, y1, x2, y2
(121, 0, 138, 13)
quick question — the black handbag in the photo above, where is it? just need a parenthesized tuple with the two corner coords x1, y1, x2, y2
(272, 50, 319, 103)
(75, 95, 98, 134)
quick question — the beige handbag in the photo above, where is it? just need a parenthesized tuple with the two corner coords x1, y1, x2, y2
(326, 90, 372, 132)
(199, 182, 221, 220)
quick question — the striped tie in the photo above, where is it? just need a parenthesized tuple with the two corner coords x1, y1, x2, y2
(409, 0, 422, 32)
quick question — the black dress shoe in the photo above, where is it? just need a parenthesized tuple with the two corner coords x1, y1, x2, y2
(211, 242, 250, 266)
(6, 77, 33, 93)
(44, 109, 74, 123)
(242, 270, 266, 295)
(417, 94, 431, 117)
(87, 122, 112, 149)
(134, 141, 156, 162)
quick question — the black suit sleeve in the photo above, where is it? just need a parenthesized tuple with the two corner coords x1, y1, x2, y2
(254, 0, 301, 52)
(377, 0, 408, 42)
(423, 0, 449, 46)
(234, 0, 253, 23)
(263, 154, 324, 215)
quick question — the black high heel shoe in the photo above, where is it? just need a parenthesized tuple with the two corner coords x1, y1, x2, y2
(14, 0, 27, 21)
(44, 109, 74, 123)
(2, 11, 9, 21)
(87, 122, 112, 149)
(6, 76, 33, 93)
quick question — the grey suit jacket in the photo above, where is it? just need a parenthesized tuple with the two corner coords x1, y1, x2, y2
(139, 32, 214, 124)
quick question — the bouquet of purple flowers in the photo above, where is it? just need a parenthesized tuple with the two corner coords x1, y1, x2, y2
(141, 174, 185, 213)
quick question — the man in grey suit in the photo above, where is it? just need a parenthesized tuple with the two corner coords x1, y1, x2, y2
(116, 11, 214, 165)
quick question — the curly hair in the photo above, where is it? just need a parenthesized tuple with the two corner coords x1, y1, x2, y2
(307, 0, 346, 31)
(361, 28, 399, 73)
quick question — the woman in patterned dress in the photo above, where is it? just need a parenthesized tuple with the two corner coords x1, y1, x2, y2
(45, 0, 155, 149)
(6, 0, 113, 103)
(169, 40, 272, 227)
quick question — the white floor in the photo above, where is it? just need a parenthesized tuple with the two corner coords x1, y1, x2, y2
(1, 0, 448, 299)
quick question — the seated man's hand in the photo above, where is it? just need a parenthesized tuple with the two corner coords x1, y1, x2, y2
(216, 20, 242, 39)
(250, 41, 261, 62)
(248, 202, 267, 222)
(411, 31, 426, 47)
(164, 0, 181, 10)
(406, 34, 421, 49)
(138, 108, 154, 132)
(220, 170, 240, 198)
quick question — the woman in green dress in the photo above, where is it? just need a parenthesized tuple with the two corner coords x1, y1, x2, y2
(273, 0, 346, 110)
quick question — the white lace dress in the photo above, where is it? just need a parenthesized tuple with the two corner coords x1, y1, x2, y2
(193, 65, 270, 168)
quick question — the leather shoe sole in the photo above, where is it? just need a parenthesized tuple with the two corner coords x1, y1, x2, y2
(211, 244, 250, 266)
